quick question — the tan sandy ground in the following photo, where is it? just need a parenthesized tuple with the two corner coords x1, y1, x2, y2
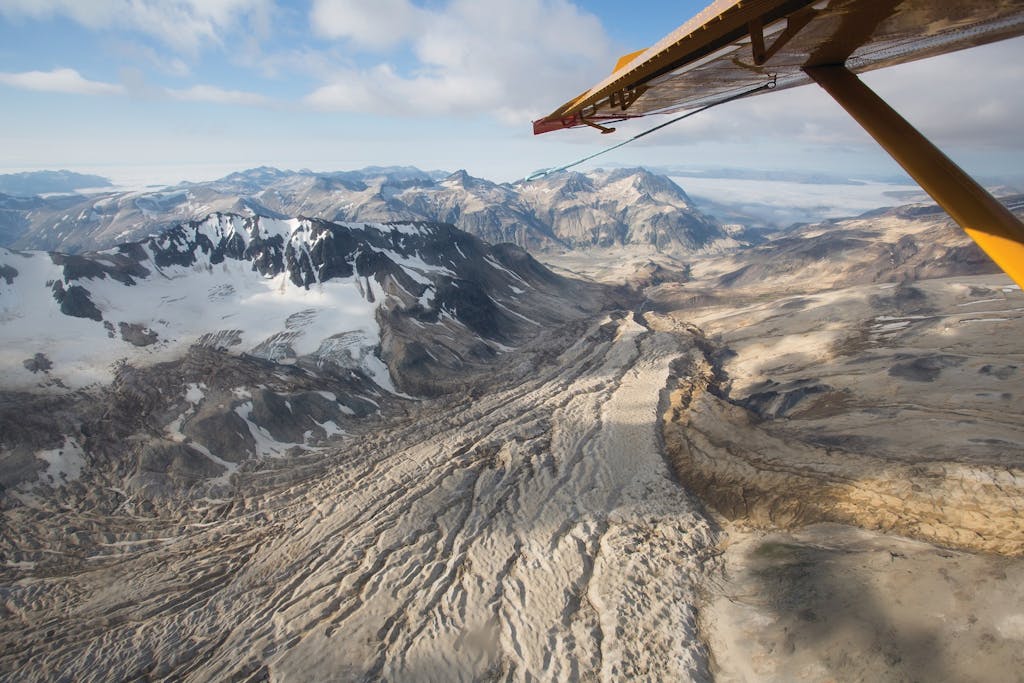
(542, 245, 1024, 681)
(704, 523, 1024, 683)
(1, 315, 719, 682)
(1, 237, 1021, 680)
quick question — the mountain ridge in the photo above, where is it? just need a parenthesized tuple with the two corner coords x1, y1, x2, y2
(0, 211, 614, 501)
(0, 166, 728, 254)
(0, 169, 113, 197)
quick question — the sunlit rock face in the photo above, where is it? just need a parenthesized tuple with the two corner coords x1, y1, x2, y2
(2, 166, 728, 253)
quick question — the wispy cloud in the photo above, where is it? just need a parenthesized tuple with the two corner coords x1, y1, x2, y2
(167, 84, 270, 106)
(113, 41, 192, 78)
(0, 66, 273, 109)
(304, 0, 615, 125)
(0, 0, 273, 55)
(0, 68, 124, 95)
(310, 0, 425, 50)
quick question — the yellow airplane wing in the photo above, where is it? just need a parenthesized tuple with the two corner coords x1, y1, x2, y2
(531, 0, 1024, 286)
(534, 0, 1024, 134)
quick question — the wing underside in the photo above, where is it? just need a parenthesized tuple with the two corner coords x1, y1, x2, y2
(534, 0, 1024, 134)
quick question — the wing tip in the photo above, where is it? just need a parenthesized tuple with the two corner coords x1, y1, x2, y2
(533, 115, 581, 135)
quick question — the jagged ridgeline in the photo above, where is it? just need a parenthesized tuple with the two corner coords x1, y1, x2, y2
(0, 167, 727, 253)
(0, 213, 610, 500)
(2, 213, 608, 393)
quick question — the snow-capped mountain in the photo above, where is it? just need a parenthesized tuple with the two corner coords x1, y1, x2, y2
(0, 213, 610, 498)
(0, 166, 727, 253)
(2, 213, 601, 393)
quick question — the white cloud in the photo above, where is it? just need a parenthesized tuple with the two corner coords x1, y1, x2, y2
(167, 84, 270, 106)
(863, 37, 1024, 149)
(0, 66, 271, 108)
(0, 0, 273, 54)
(304, 0, 615, 124)
(0, 68, 124, 95)
(310, 0, 424, 50)
(113, 41, 193, 77)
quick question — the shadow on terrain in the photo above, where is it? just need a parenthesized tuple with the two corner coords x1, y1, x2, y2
(748, 540, 950, 682)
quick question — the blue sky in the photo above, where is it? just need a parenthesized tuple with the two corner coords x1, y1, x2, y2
(0, 0, 1021, 186)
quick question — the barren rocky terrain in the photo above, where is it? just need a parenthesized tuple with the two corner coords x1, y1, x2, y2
(2, 312, 721, 681)
(2, 197, 1023, 681)
(546, 202, 1024, 681)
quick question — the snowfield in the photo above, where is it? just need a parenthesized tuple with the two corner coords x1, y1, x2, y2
(0, 215, 478, 393)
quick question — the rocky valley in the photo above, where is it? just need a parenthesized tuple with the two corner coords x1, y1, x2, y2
(1, 170, 1023, 682)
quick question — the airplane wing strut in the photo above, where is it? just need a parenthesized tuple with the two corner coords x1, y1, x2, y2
(805, 64, 1024, 286)
(531, 0, 1024, 287)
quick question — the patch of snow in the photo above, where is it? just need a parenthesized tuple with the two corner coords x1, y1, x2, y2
(314, 419, 345, 437)
(361, 354, 413, 399)
(234, 401, 309, 458)
(185, 383, 206, 404)
(0, 218, 454, 397)
(183, 438, 239, 485)
(493, 299, 539, 326)
(382, 223, 430, 236)
(875, 315, 931, 321)
(36, 438, 86, 483)
(958, 298, 1005, 307)
(417, 284, 435, 308)
(873, 321, 911, 333)
(484, 255, 527, 284)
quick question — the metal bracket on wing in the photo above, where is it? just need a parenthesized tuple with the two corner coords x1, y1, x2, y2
(582, 119, 617, 134)
(749, 7, 816, 66)
(607, 85, 648, 111)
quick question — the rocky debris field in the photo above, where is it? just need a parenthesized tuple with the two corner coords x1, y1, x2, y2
(653, 275, 1024, 556)
(1, 314, 719, 681)
(3, 199, 1024, 681)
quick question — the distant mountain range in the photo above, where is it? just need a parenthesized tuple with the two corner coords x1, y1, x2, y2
(0, 170, 112, 196)
(0, 166, 727, 254)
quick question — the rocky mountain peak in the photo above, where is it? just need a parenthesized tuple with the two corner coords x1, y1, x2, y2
(0, 166, 728, 254)
(0, 209, 614, 508)
(1, 212, 607, 397)
(554, 172, 595, 196)
(443, 169, 475, 187)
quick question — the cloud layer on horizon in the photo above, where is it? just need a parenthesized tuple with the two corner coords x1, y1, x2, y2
(0, 0, 1021, 177)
